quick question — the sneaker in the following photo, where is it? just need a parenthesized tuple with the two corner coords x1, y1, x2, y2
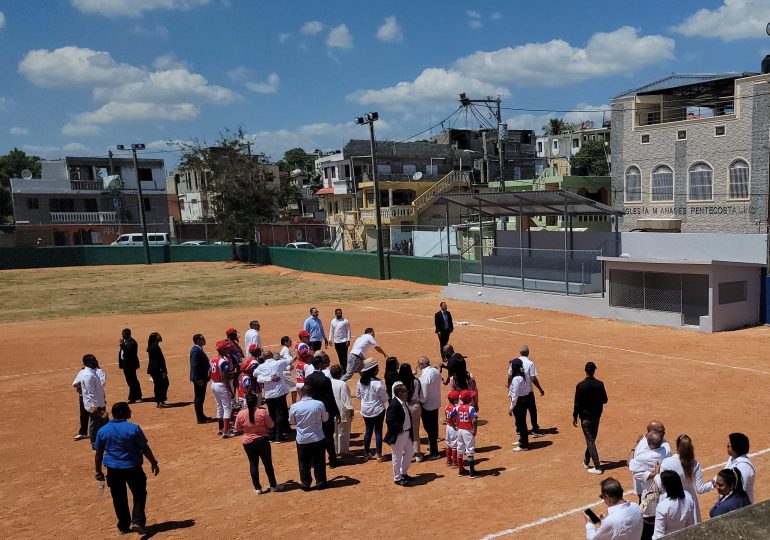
(402, 474, 416, 481)
(511, 440, 520, 446)
(394, 478, 408, 486)
(531, 432, 545, 438)
(415, 455, 423, 463)
(458, 470, 470, 477)
(513, 446, 529, 452)
(221, 433, 233, 439)
(587, 467, 603, 475)
(132, 524, 146, 535)
(583, 462, 590, 469)
(254, 488, 263, 495)
(73, 434, 88, 441)
(469, 471, 482, 479)
(427, 453, 443, 461)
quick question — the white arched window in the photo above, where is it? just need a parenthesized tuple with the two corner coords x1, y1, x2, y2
(728, 160, 749, 199)
(624, 166, 641, 202)
(688, 162, 713, 201)
(651, 165, 673, 202)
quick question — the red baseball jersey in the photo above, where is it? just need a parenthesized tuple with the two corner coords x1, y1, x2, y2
(238, 372, 252, 398)
(209, 356, 230, 383)
(450, 403, 478, 431)
(295, 360, 306, 383)
(445, 403, 457, 426)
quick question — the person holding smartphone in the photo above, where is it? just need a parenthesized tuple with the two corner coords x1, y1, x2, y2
(583, 477, 643, 539)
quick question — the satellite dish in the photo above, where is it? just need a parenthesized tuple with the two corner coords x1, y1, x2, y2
(21, 169, 33, 180)
(585, 120, 595, 128)
(413, 171, 423, 181)
(290, 168, 303, 176)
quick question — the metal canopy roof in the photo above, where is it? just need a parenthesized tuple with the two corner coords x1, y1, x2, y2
(613, 73, 754, 99)
(439, 190, 623, 217)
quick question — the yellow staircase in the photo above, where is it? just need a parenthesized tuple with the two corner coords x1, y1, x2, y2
(412, 170, 470, 214)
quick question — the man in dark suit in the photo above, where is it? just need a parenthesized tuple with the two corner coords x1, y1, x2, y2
(434, 302, 453, 355)
(119, 328, 142, 403)
(385, 382, 415, 486)
(189, 334, 212, 423)
(303, 352, 342, 468)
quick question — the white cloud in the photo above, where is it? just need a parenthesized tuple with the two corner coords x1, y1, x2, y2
(19, 46, 146, 87)
(130, 24, 169, 38)
(73, 102, 199, 125)
(467, 10, 482, 29)
(672, 0, 770, 41)
(62, 142, 91, 152)
(301, 20, 323, 35)
(278, 32, 291, 43)
(71, 0, 210, 17)
(347, 68, 509, 111)
(0, 11, 6, 29)
(61, 123, 103, 136)
(246, 73, 280, 94)
(227, 65, 252, 82)
(327, 24, 353, 49)
(153, 53, 189, 70)
(490, 12, 502, 21)
(10, 127, 29, 136)
(455, 26, 674, 86)
(93, 69, 237, 105)
(377, 16, 403, 43)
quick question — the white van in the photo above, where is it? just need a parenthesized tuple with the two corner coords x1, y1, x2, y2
(111, 233, 170, 246)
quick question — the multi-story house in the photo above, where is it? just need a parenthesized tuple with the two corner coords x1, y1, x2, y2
(536, 123, 611, 177)
(611, 64, 770, 233)
(11, 156, 168, 246)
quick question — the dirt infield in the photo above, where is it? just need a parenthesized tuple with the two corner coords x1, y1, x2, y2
(0, 263, 767, 539)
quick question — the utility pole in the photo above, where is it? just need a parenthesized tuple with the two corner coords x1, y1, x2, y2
(459, 93, 506, 189)
(355, 112, 385, 280)
(117, 143, 150, 264)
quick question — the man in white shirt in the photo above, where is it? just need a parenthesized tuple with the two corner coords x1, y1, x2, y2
(584, 477, 643, 539)
(418, 356, 442, 460)
(629, 430, 669, 538)
(341, 328, 387, 381)
(256, 352, 291, 442)
(73, 354, 108, 443)
(243, 321, 262, 355)
(518, 345, 545, 438)
(328, 309, 352, 370)
(630, 420, 672, 499)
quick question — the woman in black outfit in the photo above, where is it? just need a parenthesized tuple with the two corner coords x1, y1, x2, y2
(384, 357, 400, 399)
(146, 332, 169, 407)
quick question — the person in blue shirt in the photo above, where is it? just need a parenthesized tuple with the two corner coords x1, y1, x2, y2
(303, 307, 328, 352)
(710, 468, 752, 518)
(94, 402, 160, 535)
(288, 386, 329, 491)
(189, 333, 212, 424)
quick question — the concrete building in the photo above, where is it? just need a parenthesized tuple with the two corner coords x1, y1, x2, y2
(166, 168, 214, 222)
(536, 123, 611, 177)
(11, 156, 169, 246)
(611, 68, 770, 233)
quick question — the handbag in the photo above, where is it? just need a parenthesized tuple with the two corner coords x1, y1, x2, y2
(640, 480, 661, 518)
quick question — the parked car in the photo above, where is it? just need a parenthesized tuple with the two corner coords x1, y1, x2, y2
(179, 240, 207, 246)
(432, 253, 463, 259)
(111, 233, 170, 246)
(286, 242, 316, 249)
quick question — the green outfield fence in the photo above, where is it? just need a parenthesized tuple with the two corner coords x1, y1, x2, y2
(0, 245, 459, 286)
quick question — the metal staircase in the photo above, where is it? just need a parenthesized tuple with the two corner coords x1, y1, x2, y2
(411, 170, 470, 214)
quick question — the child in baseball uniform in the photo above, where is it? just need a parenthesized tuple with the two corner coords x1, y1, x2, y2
(444, 391, 460, 467)
(451, 390, 480, 479)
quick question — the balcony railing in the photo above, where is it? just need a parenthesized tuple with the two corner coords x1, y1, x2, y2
(360, 205, 414, 224)
(70, 180, 105, 191)
(50, 211, 117, 223)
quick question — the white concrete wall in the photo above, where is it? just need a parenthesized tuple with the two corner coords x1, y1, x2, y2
(413, 227, 459, 257)
(710, 265, 761, 331)
(620, 232, 767, 265)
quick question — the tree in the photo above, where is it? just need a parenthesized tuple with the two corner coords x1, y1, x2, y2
(177, 128, 278, 259)
(0, 149, 42, 221)
(571, 140, 610, 176)
(277, 147, 315, 173)
(541, 118, 577, 136)
(277, 182, 301, 211)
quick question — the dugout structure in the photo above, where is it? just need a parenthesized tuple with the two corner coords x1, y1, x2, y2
(439, 190, 623, 295)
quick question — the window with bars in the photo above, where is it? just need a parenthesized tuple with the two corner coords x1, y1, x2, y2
(625, 166, 641, 202)
(651, 165, 673, 201)
(728, 160, 749, 199)
(688, 162, 713, 201)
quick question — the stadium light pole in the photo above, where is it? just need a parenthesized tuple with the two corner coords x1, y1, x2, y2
(117, 143, 150, 265)
(355, 112, 385, 280)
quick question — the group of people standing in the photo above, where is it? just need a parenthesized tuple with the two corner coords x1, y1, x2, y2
(74, 302, 759, 538)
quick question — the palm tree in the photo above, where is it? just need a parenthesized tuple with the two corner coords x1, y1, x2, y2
(542, 117, 566, 136)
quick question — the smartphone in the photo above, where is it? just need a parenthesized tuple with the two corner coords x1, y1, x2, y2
(584, 508, 601, 525)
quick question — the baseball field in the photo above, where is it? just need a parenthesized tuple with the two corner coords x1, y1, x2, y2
(0, 262, 767, 539)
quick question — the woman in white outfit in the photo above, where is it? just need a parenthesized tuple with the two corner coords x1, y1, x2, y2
(655, 434, 713, 523)
(653, 470, 695, 539)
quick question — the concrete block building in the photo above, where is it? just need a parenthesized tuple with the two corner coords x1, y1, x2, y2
(611, 68, 770, 233)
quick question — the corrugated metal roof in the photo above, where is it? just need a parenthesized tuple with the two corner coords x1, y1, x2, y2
(439, 190, 623, 217)
(613, 72, 755, 99)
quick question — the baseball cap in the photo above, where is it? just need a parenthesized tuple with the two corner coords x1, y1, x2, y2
(248, 344, 259, 354)
(215, 340, 231, 352)
(298, 348, 313, 361)
(460, 390, 476, 403)
(447, 391, 460, 401)
(298, 330, 310, 338)
(225, 327, 238, 336)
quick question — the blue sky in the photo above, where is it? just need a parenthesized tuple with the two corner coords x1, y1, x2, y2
(1, 0, 769, 168)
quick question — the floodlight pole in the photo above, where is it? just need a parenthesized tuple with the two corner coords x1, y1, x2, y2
(119, 143, 151, 265)
(356, 112, 385, 280)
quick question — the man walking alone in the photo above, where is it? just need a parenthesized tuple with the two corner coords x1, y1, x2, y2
(573, 361, 607, 475)
(119, 329, 142, 403)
